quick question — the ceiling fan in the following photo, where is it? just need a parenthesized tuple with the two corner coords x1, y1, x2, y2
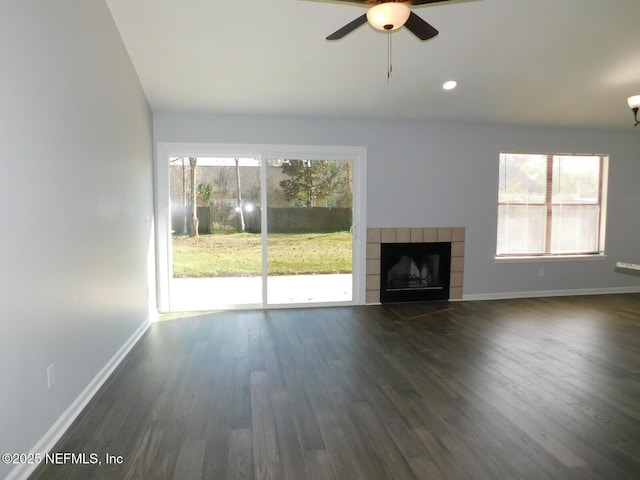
(324, 0, 451, 41)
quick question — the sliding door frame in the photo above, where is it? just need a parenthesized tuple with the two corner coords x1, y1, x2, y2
(155, 142, 367, 312)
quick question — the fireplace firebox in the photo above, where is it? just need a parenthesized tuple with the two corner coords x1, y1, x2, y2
(380, 242, 451, 303)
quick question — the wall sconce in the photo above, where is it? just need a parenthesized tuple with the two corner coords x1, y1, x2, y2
(628, 95, 640, 126)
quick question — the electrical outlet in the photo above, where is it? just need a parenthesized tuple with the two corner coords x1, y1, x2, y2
(47, 364, 55, 389)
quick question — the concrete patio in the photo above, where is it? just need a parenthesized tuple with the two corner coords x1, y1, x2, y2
(169, 274, 352, 311)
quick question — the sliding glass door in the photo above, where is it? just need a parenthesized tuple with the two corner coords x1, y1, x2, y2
(266, 158, 353, 305)
(168, 157, 262, 310)
(156, 144, 365, 312)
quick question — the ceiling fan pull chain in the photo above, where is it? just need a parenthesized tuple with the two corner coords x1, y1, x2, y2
(387, 30, 393, 82)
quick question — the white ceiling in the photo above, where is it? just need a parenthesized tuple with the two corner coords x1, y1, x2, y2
(105, 0, 640, 131)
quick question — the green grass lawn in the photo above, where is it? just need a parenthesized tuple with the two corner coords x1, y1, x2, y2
(172, 232, 352, 278)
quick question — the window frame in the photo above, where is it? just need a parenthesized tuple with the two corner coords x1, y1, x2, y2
(496, 152, 608, 259)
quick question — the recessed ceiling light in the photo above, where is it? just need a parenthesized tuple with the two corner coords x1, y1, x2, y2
(443, 80, 457, 90)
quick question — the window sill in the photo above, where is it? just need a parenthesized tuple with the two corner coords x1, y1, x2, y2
(495, 254, 607, 264)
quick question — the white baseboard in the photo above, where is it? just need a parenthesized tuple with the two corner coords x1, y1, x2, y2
(463, 286, 640, 301)
(365, 286, 640, 305)
(6, 316, 152, 480)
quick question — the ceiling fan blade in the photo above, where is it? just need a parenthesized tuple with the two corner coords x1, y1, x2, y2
(409, 0, 451, 5)
(323, 0, 371, 4)
(326, 14, 368, 40)
(316, 0, 450, 5)
(404, 11, 439, 40)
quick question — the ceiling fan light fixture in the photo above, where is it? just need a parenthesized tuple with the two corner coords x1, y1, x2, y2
(366, 2, 411, 32)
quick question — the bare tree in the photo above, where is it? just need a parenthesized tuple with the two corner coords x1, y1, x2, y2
(169, 157, 188, 234)
(189, 157, 199, 237)
(235, 157, 245, 232)
(181, 157, 187, 233)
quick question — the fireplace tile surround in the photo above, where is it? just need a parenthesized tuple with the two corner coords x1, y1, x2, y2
(366, 227, 465, 304)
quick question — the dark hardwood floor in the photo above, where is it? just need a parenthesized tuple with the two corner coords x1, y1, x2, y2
(31, 294, 640, 479)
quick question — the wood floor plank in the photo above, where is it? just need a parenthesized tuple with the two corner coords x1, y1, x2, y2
(281, 367, 326, 452)
(270, 389, 309, 480)
(354, 402, 421, 480)
(120, 421, 174, 479)
(201, 350, 236, 479)
(312, 420, 366, 480)
(306, 386, 367, 479)
(172, 439, 206, 480)
(303, 449, 336, 480)
(250, 371, 283, 480)
(323, 385, 390, 480)
(227, 428, 253, 480)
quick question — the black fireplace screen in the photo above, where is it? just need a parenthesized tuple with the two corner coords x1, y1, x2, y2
(380, 242, 451, 303)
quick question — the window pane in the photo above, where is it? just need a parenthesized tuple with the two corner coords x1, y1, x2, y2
(497, 205, 546, 255)
(551, 205, 600, 253)
(497, 152, 607, 257)
(552, 156, 600, 204)
(498, 154, 547, 203)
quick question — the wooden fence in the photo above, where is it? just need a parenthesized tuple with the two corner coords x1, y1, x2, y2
(172, 207, 351, 234)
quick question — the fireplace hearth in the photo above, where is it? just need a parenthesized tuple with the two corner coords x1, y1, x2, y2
(380, 242, 451, 303)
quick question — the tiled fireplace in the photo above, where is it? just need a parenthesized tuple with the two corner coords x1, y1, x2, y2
(366, 227, 465, 304)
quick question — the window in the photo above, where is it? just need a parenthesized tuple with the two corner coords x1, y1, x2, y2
(497, 152, 608, 257)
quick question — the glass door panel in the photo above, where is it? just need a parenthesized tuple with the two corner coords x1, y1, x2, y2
(169, 156, 262, 310)
(265, 158, 353, 305)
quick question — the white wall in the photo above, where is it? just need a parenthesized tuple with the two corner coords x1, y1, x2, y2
(0, 2, 153, 478)
(154, 113, 640, 298)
